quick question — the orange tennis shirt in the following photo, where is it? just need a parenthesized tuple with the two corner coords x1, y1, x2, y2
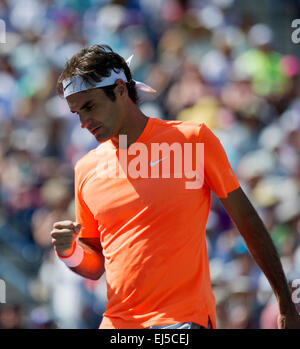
(74, 117, 240, 329)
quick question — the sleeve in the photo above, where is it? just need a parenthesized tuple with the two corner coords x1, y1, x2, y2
(74, 164, 100, 239)
(200, 123, 240, 198)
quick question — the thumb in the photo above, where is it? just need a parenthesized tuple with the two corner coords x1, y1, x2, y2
(73, 222, 81, 234)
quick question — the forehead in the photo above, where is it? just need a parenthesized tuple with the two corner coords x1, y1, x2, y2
(66, 88, 105, 110)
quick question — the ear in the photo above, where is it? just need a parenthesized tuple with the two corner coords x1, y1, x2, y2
(115, 79, 127, 97)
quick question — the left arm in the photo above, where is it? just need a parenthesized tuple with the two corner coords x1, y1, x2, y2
(219, 186, 300, 329)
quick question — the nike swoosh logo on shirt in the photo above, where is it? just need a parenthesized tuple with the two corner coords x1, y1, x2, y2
(149, 157, 168, 167)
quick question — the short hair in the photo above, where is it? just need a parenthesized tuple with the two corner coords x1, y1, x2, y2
(57, 44, 139, 104)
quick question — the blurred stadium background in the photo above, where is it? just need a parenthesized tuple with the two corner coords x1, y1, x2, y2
(0, 0, 300, 329)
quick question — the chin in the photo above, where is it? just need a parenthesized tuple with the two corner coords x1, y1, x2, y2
(95, 135, 108, 142)
(95, 132, 112, 143)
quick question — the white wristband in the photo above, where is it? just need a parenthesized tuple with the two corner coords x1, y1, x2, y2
(57, 242, 84, 268)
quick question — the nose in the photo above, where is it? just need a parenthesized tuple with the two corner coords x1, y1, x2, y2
(80, 121, 87, 129)
(79, 116, 92, 129)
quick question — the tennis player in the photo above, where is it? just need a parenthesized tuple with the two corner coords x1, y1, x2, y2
(51, 44, 300, 329)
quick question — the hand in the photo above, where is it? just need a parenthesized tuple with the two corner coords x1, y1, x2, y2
(277, 309, 300, 329)
(51, 220, 81, 257)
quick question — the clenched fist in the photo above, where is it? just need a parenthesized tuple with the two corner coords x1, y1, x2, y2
(51, 220, 81, 257)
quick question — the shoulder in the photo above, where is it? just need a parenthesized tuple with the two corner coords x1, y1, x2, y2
(74, 147, 100, 180)
(150, 118, 208, 142)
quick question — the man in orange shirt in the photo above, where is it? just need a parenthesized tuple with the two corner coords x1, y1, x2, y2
(51, 44, 300, 329)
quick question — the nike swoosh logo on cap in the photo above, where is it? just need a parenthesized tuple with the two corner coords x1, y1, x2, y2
(149, 157, 168, 167)
(63, 81, 73, 91)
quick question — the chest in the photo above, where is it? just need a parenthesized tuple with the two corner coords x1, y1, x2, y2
(81, 153, 205, 225)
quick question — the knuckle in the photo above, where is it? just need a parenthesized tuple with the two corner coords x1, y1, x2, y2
(52, 229, 72, 237)
(53, 220, 72, 228)
(51, 229, 63, 238)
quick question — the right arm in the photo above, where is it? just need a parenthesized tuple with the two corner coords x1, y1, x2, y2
(70, 237, 105, 280)
(51, 220, 105, 280)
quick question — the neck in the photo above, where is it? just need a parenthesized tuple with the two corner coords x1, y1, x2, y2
(111, 104, 149, 149)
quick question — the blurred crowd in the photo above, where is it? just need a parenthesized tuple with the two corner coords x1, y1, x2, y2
(0, 0, 300, 329)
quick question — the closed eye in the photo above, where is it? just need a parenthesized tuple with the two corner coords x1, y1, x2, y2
(85, 105, 94, 112)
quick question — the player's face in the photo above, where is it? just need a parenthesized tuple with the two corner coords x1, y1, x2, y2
(66, 86, 126, 143)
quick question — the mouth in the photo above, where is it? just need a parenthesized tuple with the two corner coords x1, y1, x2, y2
(90, 125, 103, 134)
